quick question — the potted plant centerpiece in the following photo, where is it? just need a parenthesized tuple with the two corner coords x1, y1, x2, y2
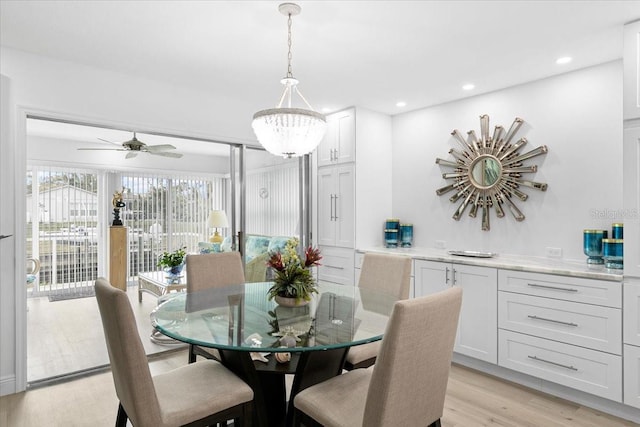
(158, 246, 187, 283)
(267, 238, 322, 307)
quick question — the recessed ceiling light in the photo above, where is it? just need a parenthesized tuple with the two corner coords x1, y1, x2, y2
(396, 101, 407, 108)
(462, 83, 475, 91)
(321, 107, 332, 113)
(556, 56, 572, 65)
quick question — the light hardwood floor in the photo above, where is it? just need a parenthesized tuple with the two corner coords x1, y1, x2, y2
(26, 284, 173, 383)
(1, 350, 636, 426)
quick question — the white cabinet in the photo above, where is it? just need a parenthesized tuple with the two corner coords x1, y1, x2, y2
(624, 344, 640, 409)
(624, 126, 640, 278)
(624, 20, 640, 278)
(624, 20, 640, 121)
(498, 270, 623, 402)
(317, 164, 354, 248)
(624, 281, 640, 409)
(624, 282, 640, 347)
(317, 246, 354, 286)
(317, 108, 355, 167)
(414, 260, 498, 363)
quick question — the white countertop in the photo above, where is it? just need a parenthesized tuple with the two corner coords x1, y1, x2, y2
(356, 246, 624, 282)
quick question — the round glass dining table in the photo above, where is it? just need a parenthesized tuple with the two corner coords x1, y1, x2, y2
(151, 281, 397, 427)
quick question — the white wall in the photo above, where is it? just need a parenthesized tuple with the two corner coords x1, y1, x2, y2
(392, 61, 623, 261)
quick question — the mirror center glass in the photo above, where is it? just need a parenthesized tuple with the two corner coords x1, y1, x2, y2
(469, 155, 502, 189)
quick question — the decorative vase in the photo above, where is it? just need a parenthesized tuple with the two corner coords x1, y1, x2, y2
(275, 295, 309, 307)
(164, 263, 184, 284)
(583, 229, 607, 264)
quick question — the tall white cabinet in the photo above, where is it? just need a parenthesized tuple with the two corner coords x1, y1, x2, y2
(624, 20, 640, 410)
(314, 107, 392, 286)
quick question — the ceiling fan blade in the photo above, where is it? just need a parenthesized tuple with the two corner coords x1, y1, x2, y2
(126, 151, 138, 159)
(78, 148, 126, 151)
(145, 144, 177, 152)
(97, 137, 122, 146)
(150, 151, 183, 158)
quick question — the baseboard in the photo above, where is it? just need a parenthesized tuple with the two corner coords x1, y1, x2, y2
(0, 374, 16, 396)
(452, 353, 640, 424)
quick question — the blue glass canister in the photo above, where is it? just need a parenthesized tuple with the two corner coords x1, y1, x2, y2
(583, 229, 607, 264)
(612, 223, 623, 239)
(400, 223, 413, 247)
(384, 229, 399, 248)
(602, 238, 623, 270)
(385, 218, 400, 230)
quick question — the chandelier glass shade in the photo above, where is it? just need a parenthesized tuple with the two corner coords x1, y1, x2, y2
(252, 3, 327, 158)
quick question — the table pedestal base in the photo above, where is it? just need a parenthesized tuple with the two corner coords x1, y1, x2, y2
(219, 347, 349, 427)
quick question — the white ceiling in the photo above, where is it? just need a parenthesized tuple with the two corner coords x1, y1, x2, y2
(2, 0, 640, 146)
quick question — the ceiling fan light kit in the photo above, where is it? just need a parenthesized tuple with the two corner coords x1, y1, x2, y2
(251, 2, 327, 158)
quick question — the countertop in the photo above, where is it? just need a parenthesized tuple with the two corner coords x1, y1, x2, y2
(356, 246, 624, 282)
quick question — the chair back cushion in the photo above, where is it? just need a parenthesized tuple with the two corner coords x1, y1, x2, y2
(363, 286, 462, 426)
(357, 253, 411, 300)
(186, 252, 245, 293)
(94, 278, 162, 426)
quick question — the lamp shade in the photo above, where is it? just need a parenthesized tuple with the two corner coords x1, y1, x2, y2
(252, 108, 327, 158)
(208, 210, 229, 228)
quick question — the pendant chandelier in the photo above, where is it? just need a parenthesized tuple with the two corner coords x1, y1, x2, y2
(251, 3, 327, 158)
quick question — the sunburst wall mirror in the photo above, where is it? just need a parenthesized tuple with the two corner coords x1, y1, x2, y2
(435, 115, 548, 231)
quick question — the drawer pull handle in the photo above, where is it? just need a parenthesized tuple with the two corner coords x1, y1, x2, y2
(527, 315, 578, 327)
(527, 283, 578, 292)
(527, 355, 578, 371)
(328, 266, 345, 270)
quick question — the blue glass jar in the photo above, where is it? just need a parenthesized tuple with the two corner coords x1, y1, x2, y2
(385, 219, 400, 230)
(612, 223, 623, 239)
(583, 229, 607, 264)
(602, 238, 623, 270)
(400, 223, 413, 247)
(384, 229, 399, 248)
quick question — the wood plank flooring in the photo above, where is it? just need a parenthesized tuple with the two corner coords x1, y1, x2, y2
(1, 350, 635, 426)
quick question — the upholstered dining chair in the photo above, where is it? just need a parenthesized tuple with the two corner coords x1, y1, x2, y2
(186, 251, 246, 363)
(94, 278, 253, 427)
(344, 253, 412, 370)
(293, 286, 462, 427)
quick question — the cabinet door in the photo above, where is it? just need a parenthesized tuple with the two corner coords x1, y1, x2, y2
(624, 282, 640, 347)
(317, 167, 336, 246)
(334, 164, 354, 248)
(454, 264, 498, 364)
(317, 109, 355, 167)
(624, 21, 640, 121)
(334, 109, 355, 164)
(415, 261, 498, 363)
(624, 126, 640, 278)
(624, 344, 640, 409)
(317, 114, 338, 167)
(414, 259, 450, 297)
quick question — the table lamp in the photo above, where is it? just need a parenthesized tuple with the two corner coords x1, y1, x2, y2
(208, 210, 229, 244)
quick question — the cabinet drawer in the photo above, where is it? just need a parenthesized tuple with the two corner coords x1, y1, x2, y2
(498, 330, 622, 401)
(498, 292, 621, 354)
(318, 246, 354, 286)
(498, 270, 621, 308)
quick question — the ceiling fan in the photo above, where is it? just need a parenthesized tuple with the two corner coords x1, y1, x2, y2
(78, 132, 183, 159)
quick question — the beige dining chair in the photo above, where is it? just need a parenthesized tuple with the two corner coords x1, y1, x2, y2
(186, 251, 246, 363)
(94, 278, 254, 427)
(293, 286, 462, 427)
(344, 253, 412, 370)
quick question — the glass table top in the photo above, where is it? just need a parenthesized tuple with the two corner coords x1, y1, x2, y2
(150, 281, 396, 353)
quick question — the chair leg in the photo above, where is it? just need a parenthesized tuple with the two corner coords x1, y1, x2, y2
(115, 403, 128, 427)
(428, 419, 442, 427)
(188, 343, 196, 363)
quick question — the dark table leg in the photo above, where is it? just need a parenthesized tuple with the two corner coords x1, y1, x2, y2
(218, 348, 348, 427)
